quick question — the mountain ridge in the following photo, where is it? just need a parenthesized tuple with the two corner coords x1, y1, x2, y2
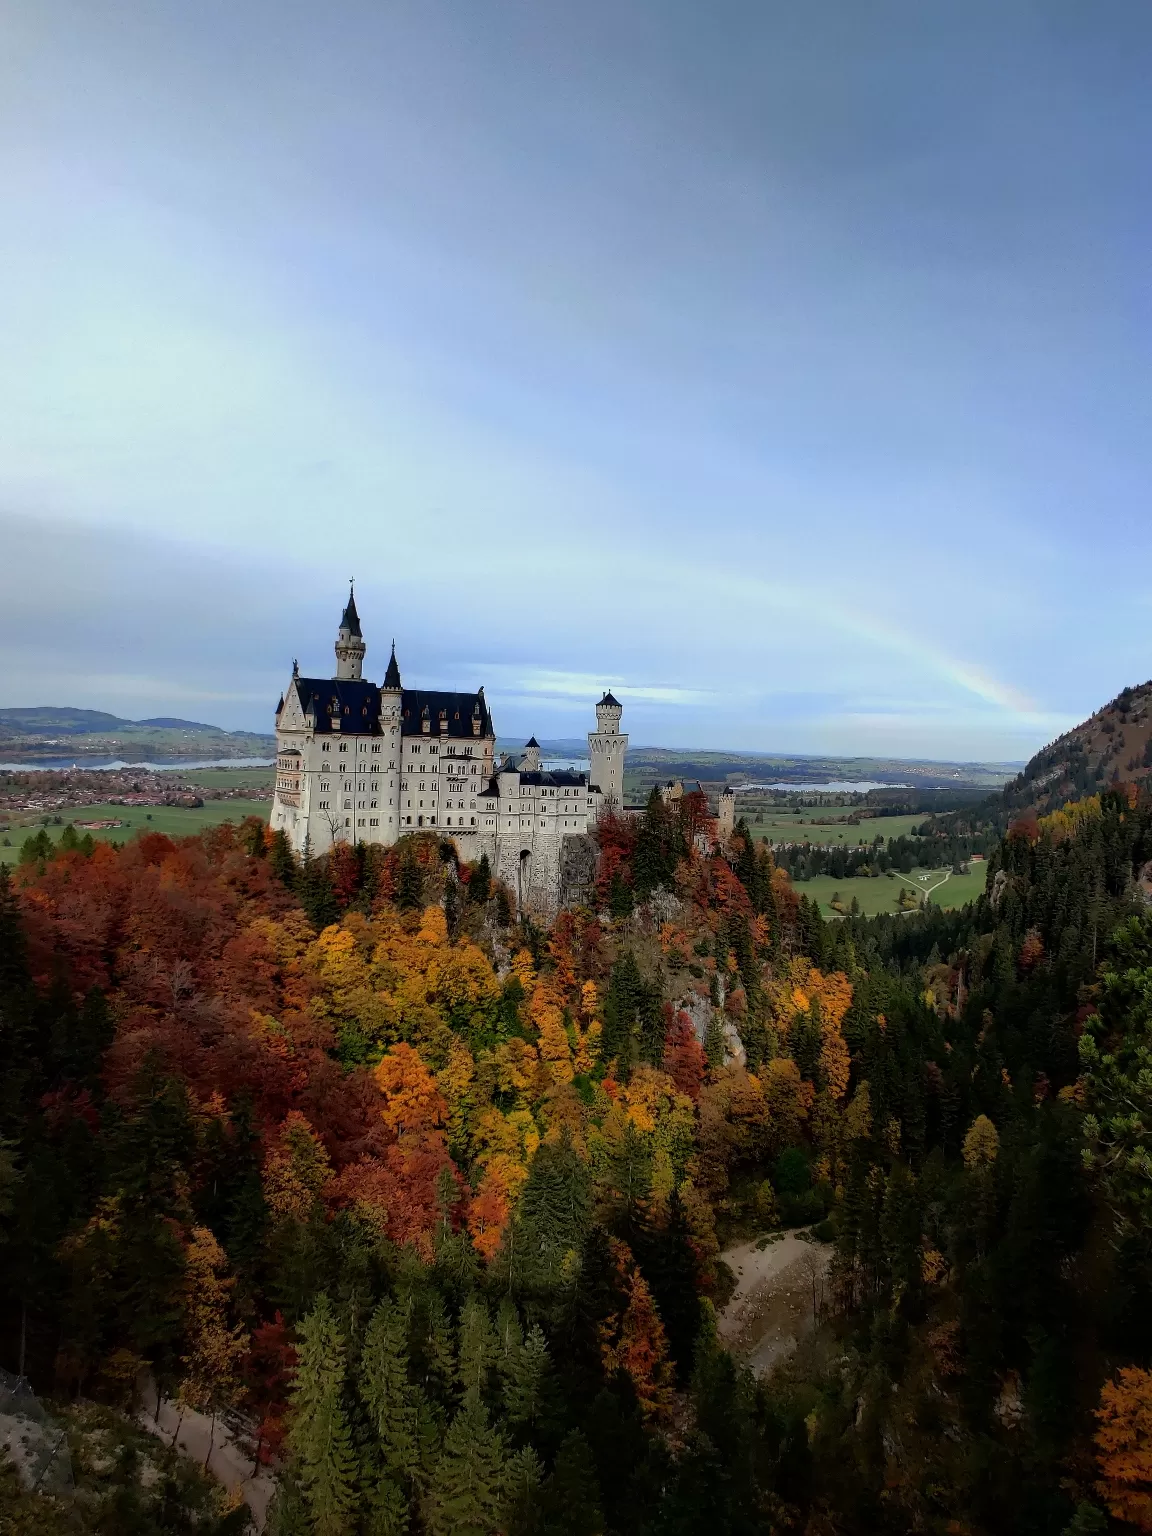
(1004, 678, 1152, 814)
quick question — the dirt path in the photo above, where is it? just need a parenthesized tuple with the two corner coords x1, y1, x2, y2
(138, 1388, 275, 1530)
(718, 1232, 833, 1375)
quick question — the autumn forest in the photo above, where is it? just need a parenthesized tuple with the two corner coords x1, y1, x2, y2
(2, 779, 1152, 1534)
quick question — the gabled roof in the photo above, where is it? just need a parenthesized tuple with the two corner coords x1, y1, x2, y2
(383, 643, 402, 690)
(340, 586, 362, 638)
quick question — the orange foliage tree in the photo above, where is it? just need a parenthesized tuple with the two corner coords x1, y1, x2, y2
(1096, 1366, 1152, 1531)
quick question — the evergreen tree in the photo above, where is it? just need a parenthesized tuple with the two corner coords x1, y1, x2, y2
(504, 1445, 544, 1536)
(269, 828, 297, 886)
(397, 844, 424, 911)
(502, 1324, 550, 1428)
(426, 1389, 509, 1536)
(287, 1294, 359, 1536)
(538, 1430, 603, 1536)
(506, 1133, 591, 1294)
(360, 1299, 431, 1489)
(470, 853, 492, 906)
(633, 1192, 701, 1385)
(298, 856, 340, 931)
(457, 1293, 499, 1398)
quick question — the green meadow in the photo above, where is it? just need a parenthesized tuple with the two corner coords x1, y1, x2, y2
(178, 766, 275, 790)
(742, 808, 929, 846)
(794, 862, 989, 918)
(0, 799, 271, 864)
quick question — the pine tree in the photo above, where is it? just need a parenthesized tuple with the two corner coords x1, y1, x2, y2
(457, 1294, 499, 1398)
(397, 844, 423, 911)
(426, 1389, 509, 1536)
(538, 1430, 603, 1536)
(494, 1294, 523, 1361)
(501, 1324, 550, 1427)
(509, 1132, 591, 1293)
(269, 828, 297, 885)
(299, 856, 340, 931)
(470, 853, 492, 906)
(360, 1300, 429, 1489)
(287, 1294, 359, 1536)
(633, 1192, 701, 1384)
(416, 1289, 457, 1404)
(504, 1445, 544, 1536)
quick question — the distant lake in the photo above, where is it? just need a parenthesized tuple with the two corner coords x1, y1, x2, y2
(738, 781, 912, 794)
(0, 757, 275, 773)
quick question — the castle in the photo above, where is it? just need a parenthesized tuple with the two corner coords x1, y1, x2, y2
(269, 590, 627, 912)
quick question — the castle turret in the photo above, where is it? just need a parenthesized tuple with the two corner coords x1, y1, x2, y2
(522, 736, 541, 772)
(588, 690, 627, 818)
(718, 785, 736, 840)
(334, 584, 366, 680)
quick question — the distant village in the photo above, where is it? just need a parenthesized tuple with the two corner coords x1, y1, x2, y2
(0, 767, 271, 826)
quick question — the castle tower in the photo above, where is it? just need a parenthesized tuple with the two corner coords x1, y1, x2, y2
(588, 691, 626, 817)
(334, 584, 366, 680)
(718, 785, 736, 840)
(522, 736, 541, 772)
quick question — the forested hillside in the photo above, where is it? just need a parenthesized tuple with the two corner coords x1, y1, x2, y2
(1, 781, 1151, 1533)
(1004, 681, 1152, 814)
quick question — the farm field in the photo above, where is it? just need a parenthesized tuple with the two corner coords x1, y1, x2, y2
(0, 798, 271, 863)
(794, 863, 989, 917)
(743, 809, 929, 846)
(179, 766, 275, 790)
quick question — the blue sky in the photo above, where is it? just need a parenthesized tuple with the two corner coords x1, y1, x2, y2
(1, 2, 1149, 759)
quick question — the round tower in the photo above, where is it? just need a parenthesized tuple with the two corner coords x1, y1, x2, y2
(588, 690, 627, 817)
(522, 736, 542, 772)
(334, 584, 366, 680)
(718, 784, 736, 840)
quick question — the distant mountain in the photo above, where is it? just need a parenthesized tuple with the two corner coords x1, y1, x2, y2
(1004, 679, 1152, 813)
(0, 707, 134, 736)
(0, 706, 275, 762)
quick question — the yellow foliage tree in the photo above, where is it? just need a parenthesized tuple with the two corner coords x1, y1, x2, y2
(178, 1227, 248, 1463)
(530, 980, 574, 1085)
(962, 1114, 1000, 1169)
(264, 1112, 333, 1220)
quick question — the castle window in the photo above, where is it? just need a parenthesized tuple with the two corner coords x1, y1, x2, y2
(370, 818, 379, 826)
(319, 800, 329, 809)
(357, 817, 365, 826)
(320, 781, 329, 791)
(339, 743, 347, 753)
(322, 743, 330, 752)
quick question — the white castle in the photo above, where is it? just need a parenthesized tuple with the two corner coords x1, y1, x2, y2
(269, 589, 627, 912)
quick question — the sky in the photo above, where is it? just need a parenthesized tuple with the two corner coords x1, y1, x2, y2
(1, 1, 1150, 760)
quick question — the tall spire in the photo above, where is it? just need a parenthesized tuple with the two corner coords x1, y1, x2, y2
(340, 581, 362, 638)
(334, 584, 366, 680)
(383, 640, 401, 691)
